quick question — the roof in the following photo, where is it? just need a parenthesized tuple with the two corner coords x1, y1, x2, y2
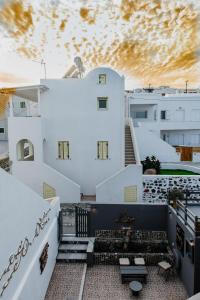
(0, 85, 48, 102)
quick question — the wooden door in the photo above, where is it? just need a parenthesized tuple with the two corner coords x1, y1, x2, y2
(181, 147, 193, 161)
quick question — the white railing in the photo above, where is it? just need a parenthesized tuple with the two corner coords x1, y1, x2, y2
(127, 118, 141, 164)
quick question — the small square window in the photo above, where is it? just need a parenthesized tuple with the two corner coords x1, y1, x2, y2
(97, 97, 108, 110)
(0, 128, 4, 133)
(99, 74, 106, 85)
(20, 101, 26, 109)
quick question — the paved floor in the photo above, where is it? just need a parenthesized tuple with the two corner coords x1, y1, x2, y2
(83, 266, 188, 300)
(45, 263, 84, 300)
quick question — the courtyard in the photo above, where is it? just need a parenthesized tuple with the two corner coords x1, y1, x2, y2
(45, 264, 188, 300)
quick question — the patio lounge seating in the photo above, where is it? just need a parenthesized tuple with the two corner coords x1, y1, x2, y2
(157, 261, 172, 280)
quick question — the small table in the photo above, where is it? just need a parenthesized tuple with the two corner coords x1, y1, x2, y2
(120, 266, 148, 284)
(134, 257, 145, 266)
(119, 258, 130, 266)
(129, 281, 143, 296)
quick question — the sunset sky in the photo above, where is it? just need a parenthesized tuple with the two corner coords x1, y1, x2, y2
(0, 0, 199, 89)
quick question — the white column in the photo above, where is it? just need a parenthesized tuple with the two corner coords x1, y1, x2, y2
(9, 95, 14, 117)
(37, 88, 41, 116)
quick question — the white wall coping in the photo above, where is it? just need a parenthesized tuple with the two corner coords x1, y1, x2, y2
(96, 164, 139, 189)
(128, 118, 141, 164)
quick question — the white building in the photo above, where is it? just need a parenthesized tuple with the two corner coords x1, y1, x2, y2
(7, 68, 142, 204)
(127, 91, 200, 162)
(0, 167, 59, 300)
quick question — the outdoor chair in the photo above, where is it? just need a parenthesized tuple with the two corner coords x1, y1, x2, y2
(157, 261, 173, 280)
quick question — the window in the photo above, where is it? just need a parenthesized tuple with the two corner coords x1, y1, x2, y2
(99, 74, 106, 85)
(97, 141, 108, 159)
(133, 111, 148, 119)
(20, 101, 26, 108)
(97, 97, 108, 110)
(58, 141, 69, 159)
(124, 186, 137, 202)
(161, 110, 166, 120)
(0, 128, 4, 133)
(17, 139, 34, 161)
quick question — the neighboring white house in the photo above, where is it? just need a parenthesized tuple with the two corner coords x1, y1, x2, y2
(7, 68, 142, 204)
(126, 91, 200, 162)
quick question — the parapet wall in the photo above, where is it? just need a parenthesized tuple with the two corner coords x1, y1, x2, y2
(143, 175, 200, 203)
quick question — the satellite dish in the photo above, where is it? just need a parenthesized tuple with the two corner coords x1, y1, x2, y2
(74, 56, 85, 77)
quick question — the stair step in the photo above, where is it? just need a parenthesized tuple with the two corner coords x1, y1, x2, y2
(61, 236, 94, 244)
(59, 243, 88, 252)
(57, 252, 87, 262)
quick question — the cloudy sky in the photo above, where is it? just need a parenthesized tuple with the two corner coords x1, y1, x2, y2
(0, 0, 199, 89)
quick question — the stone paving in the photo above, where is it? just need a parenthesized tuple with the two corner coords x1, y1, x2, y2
(83, 266, 188, 300)
(45, 263, 84, 300)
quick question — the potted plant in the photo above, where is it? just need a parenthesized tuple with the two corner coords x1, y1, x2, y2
(141, 155, 161, 174)
(168, 188, 184, 208)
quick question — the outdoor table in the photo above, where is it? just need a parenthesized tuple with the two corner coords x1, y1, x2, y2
(120, 266, 148, 284)
(129, 281, 143, 296)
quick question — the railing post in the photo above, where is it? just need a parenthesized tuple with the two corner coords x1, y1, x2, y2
(195, 217, 200, 237)
(185, 207, 187, 225)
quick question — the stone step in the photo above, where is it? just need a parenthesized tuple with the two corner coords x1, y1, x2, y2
(59, 243, 88, 252)
(61, 236, 94, 244)
(57, 252, 87, 262)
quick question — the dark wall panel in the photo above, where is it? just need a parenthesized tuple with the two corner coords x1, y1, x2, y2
(90, 204, 168, 235)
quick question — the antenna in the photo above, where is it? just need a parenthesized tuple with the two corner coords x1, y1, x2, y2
(32, 59, 47, 79)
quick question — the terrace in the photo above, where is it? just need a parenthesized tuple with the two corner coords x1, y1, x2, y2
(44, 200, 200, 300)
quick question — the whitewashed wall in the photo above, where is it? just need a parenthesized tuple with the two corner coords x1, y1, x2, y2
(0, 168, 60, 300)
(11, 161, 81, 203)
(40, 67, 125, 195)
(96, 165, 143, 203)
(135, 126, 180, 162)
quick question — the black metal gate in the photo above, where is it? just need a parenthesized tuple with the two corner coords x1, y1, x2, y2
(75, 206, 90, 237)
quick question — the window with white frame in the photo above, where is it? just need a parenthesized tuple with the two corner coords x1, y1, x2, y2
(99, 74, 106, 85)
(20, 101, 26, 108)
(97, 141, 108, 160)
(97, 97, 108, 110)
(0, 128, 4, 133)
(58, 141, 69, 159)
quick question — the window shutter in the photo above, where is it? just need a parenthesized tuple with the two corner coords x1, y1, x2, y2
(106, 142, 108, 159)
(58, 142, 62, 159)
(43, 182, 56, 199)
(63, 141, 69, 159)
(102, 141, 108, 159)
(97, 141, 100, 159)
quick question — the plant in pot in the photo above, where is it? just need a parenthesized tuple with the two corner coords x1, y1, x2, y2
(168, 188, 184, 208)
(141, 155, 161, 174)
